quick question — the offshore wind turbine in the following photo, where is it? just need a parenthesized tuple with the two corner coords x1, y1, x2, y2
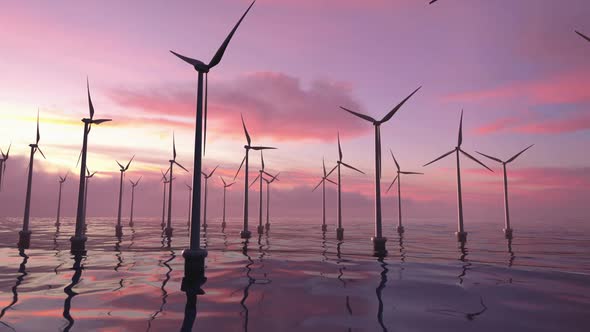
(160, 169, 170, 229)
(386, 151, 423, 234)
(185, 182, 192, 227)
(115, 156, 135, 237)
(340, 86, 421, 254)
(423, 110, 493, 242)
(71, 79, 112, 252)
(327, 133, 365, 241)
(201, 165, 219, 229)
(313, 158, 337, 232)
(19, 111, 46, 249)
(249, 151, 276, 234)
(575, 30, 590, 43)
(0, 143, 11, 191)
(55, 172, 69, 227)
(170, 0, 256, 289)
(220, 176, 236, 228)
(263, 172, 279, 232)
(165, 133, 188, 238)
(476, 145, 534, 239)
(83, 168, 97, 230)
(235, 115, 276, 239)
(128, 176, 142, 227)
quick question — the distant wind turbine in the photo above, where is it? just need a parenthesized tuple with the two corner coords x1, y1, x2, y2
(170, 1, 256, 285)
(201, 165, 219, 229)
(263, 172, 279, 232)
(313, 158, 337, 232)
(340, 87, 421, 253)
(19, 111, 46, 249)
(83, 168, 97, 231)
(165, 133, 188, 238)
(0, 143, 11, 191)
(55, 172, 69, 227)
(386, 151, 423, 234)
(220, 176, 236, 228)
(234, 115, 276, 239)
(575, 30, 590, 43)
(423, 110, 493, 242)
(185, 182, 192, 227)
(249, 151, 276, 234)
(128, 176, 142, 227)
(476, 145, 534, 238)
(160, 169, 170, 229)
(115, 156, 135, 237)
(327, 132, 365, 241)
(71, 79, 112, 252)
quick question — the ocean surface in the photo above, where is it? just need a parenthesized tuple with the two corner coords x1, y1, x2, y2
(0, 216, 589, 331)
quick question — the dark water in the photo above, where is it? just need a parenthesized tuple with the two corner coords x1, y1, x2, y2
(0, 217, 589, 331)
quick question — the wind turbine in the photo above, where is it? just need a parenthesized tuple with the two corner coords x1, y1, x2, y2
(201, 165, 219, 229)
(234, 115, 276, 239)
(19, 111, 46, 249)
(386, 151, 423, 234)
(160, 169, 170, 229)
(128, 176, 142, 227)
(327, 132, 365, 241)
(423, 110, 493, 242)
(0, 143, 11, 191)
(71, 79, 112, 253)
(170, 0, 256, 288)
(83, 168, 97, 230)
(476, 145, 534, 239)
(249, 151, 276, 234)
(165, 133, 188, 238)
(220, 176, 236, 228)
(115, 156, 135, 237)
(313, 158, 338, 232)
(55, 172, 69, 227)
(575, 30, 590, 43)
(185, 182, 192, 228)
(340, 87, 421, 254)
(263, 172, 279, 232)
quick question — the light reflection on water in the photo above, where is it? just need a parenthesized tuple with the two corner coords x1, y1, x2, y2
(0, 217, 589, 331)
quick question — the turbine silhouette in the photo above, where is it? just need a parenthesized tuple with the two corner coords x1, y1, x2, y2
(55, 172, 69, 227)
(71, 79, 112, 253)
(185, 182, 192, 228)
(327, 132, 365, 241)
(220, 176, 236, 228)
(234, 114, 276, 239)
(201, 165, 219, 229)
(19, 110, 46, 249)
(115, 156, 135, 237)
(160, 169, 170, 229)
(249, 151, 277, 234)
(575, 30, 590, 43)
(476, 144, 534, 238)
(165, 133, 188, 238)
(313, 158, 337, 232)
(386, 151, 423, 234)
(262, 172, 279, 231)
(82, 168, 97, 232)
(128, 176, 142, 227)
(341, 86, 421, 253)
(0, 142, 11, 191)
(423, 110, 493, 242)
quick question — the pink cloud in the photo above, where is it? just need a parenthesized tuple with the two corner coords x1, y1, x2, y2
(474, 112, 590, 135)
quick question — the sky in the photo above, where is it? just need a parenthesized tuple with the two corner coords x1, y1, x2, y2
(0, 0, 589, 226)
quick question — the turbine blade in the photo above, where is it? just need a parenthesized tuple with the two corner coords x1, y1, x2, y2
(7, 143, 12, 158)
(137, 176, 142, 185)
(429, 0, 439, 4)
(326, 164, 338, 177)
(125, 155, 135, 171)
(203, 72, 208, 155)
(227, 182, 236, 187)
(201, 171, 207, 177)
(249, 174, 260, 188)
(326, 178, 337, 185)
(322, 157, 327, 177)
(340, 106, 376, 123)
(234, 154, 247, 180)
(458, 109, 464, 147)
(37, 147, 47, 160)
(250, 146, 276, 150)
(208, 0, 256, 68)
(116, 161, 124, 170)
(386, 175, 398, 193)
(169, 50, 208, 70)
(337, 132, 343, 161)
(312, 179, 324, 192)
(173, 132, 177, 160)
(91, 119, 112, 125)
(399, 171, 424, 175)
(36, 109, 41, 144)
(76, 149, 83, 167)
(220, 176, 227, 186)
(87, 77, 94, 120)
(241, 114, 251, 146)
(460, 149, 493, 172)
(475, 151, 503, 164)
(506, 144, 534, 164)
(379, 86, 422, 123)
(341, 161, 365, 174)
(175, 161, 189, 172)
(261, 150, 265, 170)
(390, 149, 400, 171)
(208, 165, 219, 178)
(423, 149, 455, 167)
(263, 170, 275, 179)
(575, 30, 590, 43)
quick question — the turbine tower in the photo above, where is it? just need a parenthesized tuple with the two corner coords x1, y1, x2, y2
(327, 132, 365, 241)
(19, 111, 46, 249)
(169, 0, 256, 291)
(71, 79, 112, 253)
(55, 172, 69, 227)
(220, 176, 236, 228)
(129, 176, 142, 227)
(0, 143, 11, 191)
(476, 144, 534, 239)
(234, 115, 276, 239)
(160, 169, 170, 229)
(201, 165, 219, 229)
(249, 151, 277, 234)
(165, 133, 189, 238)
(423, 110, 493, 242)
(185, 182, 192, 228)
(340, 86, 421, 254)
(115, 156, 135, 237)
(263, 172, 279, 232)
(313, 158, 337, 232)
(386, 151, 423, 234)
(82, 168, 97, 231)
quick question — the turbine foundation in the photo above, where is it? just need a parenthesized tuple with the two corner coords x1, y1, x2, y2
(257, 225, 264, 235)
(397, 225, 405, 234)
(456, 231, 468, 243)
(115, 225, 123, 238)
(265, 223, 270, 231)
(129, 221, 134, 227)
(503, 228, 513, 239)
(18, 230, 32, 249)
(70, 235, 87, 253)
(181, 248, 208, 295)
(165, 227, 174, 238)
(336, 227, 344, 241)
(321, 224, 328, 232)
(240, 230, 252, 239)
(221, 221, 227, 228)
(55, 221, 60, 227)
(371, 236, 388, 256)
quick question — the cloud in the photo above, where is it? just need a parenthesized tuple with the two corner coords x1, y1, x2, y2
(106, 71, 370, 142)
(474, 112, 590, 135)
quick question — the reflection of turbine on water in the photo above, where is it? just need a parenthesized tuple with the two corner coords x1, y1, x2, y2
(430, 297, 488, 321)
(180, 289, 200, 332)
(458, 243, 471, 285)
(113, 236, 124, 292)
(62, 253, 85, 332)
(0, 249, 29, 330)
(147, 240, 175, 331)
(336, 242, 353, 332)
(398, 233, 406, 280)
(375, 256, 389, 332)
(507, 238, 515, 268)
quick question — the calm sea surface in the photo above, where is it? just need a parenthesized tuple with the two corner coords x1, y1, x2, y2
(0, 217, 589, 331)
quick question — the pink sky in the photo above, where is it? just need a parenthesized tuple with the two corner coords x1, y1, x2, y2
(0, 0, 589, 225)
